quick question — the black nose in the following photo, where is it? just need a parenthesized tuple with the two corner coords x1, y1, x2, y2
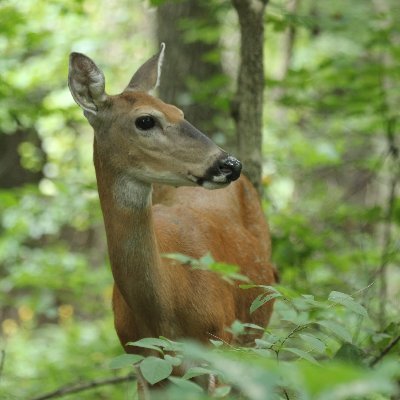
(218, 156, 242, 181)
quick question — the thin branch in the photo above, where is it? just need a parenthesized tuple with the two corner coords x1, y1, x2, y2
(370, 334, 400, 367)
(30, 374, 136, 400)
(277, 0, 300, 80)
(283, 388, 291, 400)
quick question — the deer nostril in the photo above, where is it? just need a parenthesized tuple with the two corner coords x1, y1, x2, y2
(218, 156, 242, 181)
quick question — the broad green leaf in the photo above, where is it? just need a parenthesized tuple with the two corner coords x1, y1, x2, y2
(168, 377, 203, 392)
(241, 323, 264, 331)
(140, 356, 173, 385)
(158, 336, 184, 352)
(214, 385, 231, 397)
(183, 366, 214, 380)
(127, 338, 167, 353)
(282, 347, 319, 365)
(317, 320, 353, 343)
(109, 354, 144, 369)
(252, 348, 274, 358)
(334, 343, 365, 365)
(299, 334, 326, 354)
(255, 338, 279, 348)
(328, 291, 368, 317)
(164, 354, 182, 367)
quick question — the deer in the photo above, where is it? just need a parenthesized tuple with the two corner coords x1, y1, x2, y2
(68, 43, 276, 397)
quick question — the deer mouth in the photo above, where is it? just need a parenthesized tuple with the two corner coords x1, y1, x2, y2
(196, 176, 230, 189)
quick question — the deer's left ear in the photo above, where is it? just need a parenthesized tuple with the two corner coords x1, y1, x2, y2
(125, 43, 165, 93)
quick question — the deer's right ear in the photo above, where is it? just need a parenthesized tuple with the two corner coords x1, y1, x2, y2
(125, 43, 165, 93)
(68, 52, 107, 115)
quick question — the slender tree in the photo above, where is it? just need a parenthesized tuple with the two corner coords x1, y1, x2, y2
(231, 0, 268, 195)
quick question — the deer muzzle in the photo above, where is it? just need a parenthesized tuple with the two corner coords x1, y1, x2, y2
(196, 154, 242, 189)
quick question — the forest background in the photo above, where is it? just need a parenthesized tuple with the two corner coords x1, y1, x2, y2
(0, 0, 399, 399)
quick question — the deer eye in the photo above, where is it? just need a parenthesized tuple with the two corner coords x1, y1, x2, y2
(135, 116, 156, 131)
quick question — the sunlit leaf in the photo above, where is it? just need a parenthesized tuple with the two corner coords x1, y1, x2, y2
(328, 291, 368, 317)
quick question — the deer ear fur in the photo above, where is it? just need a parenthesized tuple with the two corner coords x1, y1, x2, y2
(68, 52, 107, 115)
(125, 43, 165, 93)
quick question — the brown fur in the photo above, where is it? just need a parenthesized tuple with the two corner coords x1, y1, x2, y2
(91, 92, 276, 351)
(98, 170, 276, 349)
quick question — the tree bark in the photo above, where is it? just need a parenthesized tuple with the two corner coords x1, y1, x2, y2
(156, 0, 229, 140)
(0, 129, 42, 188)
(231, 0, 268, 196)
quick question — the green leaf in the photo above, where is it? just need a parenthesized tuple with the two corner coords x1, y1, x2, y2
(183, 366, 214, 380)
(127, 338, 167, 353)
(164, 354, 182, 367)
(240, 284, 279, 292)
(328, 291, 368, 317)
(199, 252, 215, 266)
(317, 320, 353, 343)
(334, 343, 365, 365)
(214, 385, 231, 397)
(299, 334, 326, 354)
(140, 356, 173, 385)
(250, 292, 282, 314)
(241, 323, 264, 331)
(168, 377, 203, 392)
(149, 0, 167, 5)
(209, 339, 223, 347)
(109, 354, 144, 369)
(282, 347, 319, 365)
(162, 253, 198, 266)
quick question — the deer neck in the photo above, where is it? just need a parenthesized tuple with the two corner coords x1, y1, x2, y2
(93, 141, 169, 323)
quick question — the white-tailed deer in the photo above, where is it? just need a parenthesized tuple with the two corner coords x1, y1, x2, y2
(68, 44, 276, 395)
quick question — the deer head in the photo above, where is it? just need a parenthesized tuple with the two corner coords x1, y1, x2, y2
(68, 44, 241, 189)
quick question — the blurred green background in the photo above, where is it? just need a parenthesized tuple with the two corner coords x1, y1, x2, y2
(0, 0, 399, 399)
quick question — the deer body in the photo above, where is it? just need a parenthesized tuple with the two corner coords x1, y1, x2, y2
(68, 44, 275, 391)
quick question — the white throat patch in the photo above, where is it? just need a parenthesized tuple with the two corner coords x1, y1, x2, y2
(113, 174, 152, 209)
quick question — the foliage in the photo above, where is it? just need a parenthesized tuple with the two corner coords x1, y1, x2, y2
(107, 287, 400, 399)
(0, 0, 399, 399)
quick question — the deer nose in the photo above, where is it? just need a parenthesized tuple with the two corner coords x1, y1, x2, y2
(218, 156, 242, 182)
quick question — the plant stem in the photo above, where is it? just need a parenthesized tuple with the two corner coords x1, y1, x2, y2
(370, 334, 400, 367)
(30, 374, 135, 400)
(0, 349, 5, 381)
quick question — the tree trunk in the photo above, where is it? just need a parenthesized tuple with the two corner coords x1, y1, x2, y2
(156, 0, 229, 141)
(0, 129, 42, 188)
(231, 0, 268, 196)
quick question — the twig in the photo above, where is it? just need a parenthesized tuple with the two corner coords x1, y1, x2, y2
(370, 334, 400, 367)
(30, 374, 136, 400)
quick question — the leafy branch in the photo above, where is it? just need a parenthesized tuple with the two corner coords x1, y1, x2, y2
(370, 334, 400, 367)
